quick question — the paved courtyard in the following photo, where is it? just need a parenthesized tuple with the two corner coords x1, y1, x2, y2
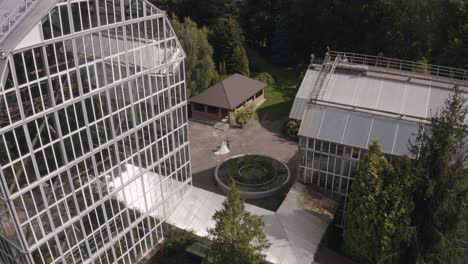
(189, 119, 299, 194)
(186, 118, 353, 264)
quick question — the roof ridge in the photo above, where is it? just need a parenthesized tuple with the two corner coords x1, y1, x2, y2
(221, 76, 233, 109)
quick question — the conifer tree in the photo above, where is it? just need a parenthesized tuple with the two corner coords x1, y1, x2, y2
(270, 14, 294, 65)
(343, 140, 387, 263)
(343, 140, 414, 263)
(227, 45, 250, 76)
(379, 155, 414, 263)
(209, 17, 244, 66)
(408, 86, 468, 262)
(205, 183, 270, 264)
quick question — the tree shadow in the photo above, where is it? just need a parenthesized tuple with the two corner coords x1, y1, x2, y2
(191, 150, 299, 212)
(191, 167, 224, 196)
(246, 150, 299, 211)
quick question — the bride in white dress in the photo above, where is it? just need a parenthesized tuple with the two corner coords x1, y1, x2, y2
(214, 141, 230, 155)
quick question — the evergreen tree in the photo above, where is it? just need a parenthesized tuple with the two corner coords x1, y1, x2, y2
(270, 14, 294, 65)
(171, 17, 218, 97)
(343, 140, 414, 263)
(205, 183, 270, 264)
(434, 0, 468, 68)
(408, 86, 468, 262)
(343, 140, 388, 263)
(193, 0, 245, 25)
(227, 45, 250, 76)
(379, 155, 415, 263)
(240, 0, 281, 50)
(209, 17, 250, 76)
(209, 17, 245, 65)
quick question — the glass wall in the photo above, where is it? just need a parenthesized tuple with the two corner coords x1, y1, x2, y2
(298, 136, 401, 226)
(0, 1, 189, 263)
(298, 137, 366, 226)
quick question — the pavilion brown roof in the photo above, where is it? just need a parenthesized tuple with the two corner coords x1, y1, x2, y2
(189, 74, 267, 110)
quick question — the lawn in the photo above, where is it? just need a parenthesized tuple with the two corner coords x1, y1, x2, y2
(249, 50, 306, 121)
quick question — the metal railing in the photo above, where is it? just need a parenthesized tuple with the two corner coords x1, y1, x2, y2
(327, 51, 468, 82)
(0, 0, 38, 39)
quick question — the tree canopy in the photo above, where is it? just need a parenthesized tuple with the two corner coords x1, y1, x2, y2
(227, 45, 250, 76)
(205, 183, 270, 264)
(209, 17, 250, 75)
(162, 0, 468, 67)
(343, 140, 414, 263)
(407, 86, 468, 263)
(171, 17, 218, 97)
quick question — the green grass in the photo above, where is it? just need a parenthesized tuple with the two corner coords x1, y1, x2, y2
(249, 50, 306, 121)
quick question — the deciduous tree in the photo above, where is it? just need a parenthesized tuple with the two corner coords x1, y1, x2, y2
(171, 17, 218, 97)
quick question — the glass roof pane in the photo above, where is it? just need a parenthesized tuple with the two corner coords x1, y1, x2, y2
(403, 83, 430, 117)
(299, 106, 324, 138)
(353, 77, 381, 109)
(318, 108, 348, 143)
(427, 87, 449, 118)
(342, 112, 372, 149)
(368, 117, 398, 154)
(324, 74, 357, 103)
(376, 78, 405, 113)
(394, 121, 419, 155)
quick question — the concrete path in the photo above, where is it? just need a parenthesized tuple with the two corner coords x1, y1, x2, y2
(167, 182, 330, 264)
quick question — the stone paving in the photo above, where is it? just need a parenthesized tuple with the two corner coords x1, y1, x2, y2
(187, 118, 353, 264)
(189, 119, 299, 194)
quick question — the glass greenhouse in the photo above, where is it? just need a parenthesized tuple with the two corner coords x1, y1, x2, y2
(291, 51, 468, 226)
(0, 0, 190, 263)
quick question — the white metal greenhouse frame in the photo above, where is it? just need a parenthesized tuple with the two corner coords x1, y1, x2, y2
(291, 51, 468, 226)
(0, 1, 190, 263)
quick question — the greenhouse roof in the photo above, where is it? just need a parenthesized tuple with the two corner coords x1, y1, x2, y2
(292, 54, 468, 156)
(0, 0, 56, 52)
(0, 0, 164, 52)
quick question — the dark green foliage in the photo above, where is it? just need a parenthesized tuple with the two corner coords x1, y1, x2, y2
(209, 17, 244, 66)
(161, 0, 468, 67)
(208, 17, 250, 76)
(252, 72, 275, 85)
(158, 227, 198, 264)
(227, 45, 250, 76)
(343, 140, 414, 263)
(434, 0, 468, 68)
(270, 15, 294, 66)
(192, 0, 245, 25)
(379, 155, 415, 263)
(150, 0, 194, 19)
(407, 87, 468, 262)
(343, 140, 388, 262)
(240, 0, 280, 50)
(223, 155, 276, 185)
(286, 119, 300, 142)
(205, 183, 271, 264)
(171, 17, 218, 97)
(235, 105, 256, 127)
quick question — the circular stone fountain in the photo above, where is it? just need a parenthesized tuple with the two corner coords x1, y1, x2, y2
(214, 154, 290, 199)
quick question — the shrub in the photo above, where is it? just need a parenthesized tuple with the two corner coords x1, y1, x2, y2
(253, 72, 275, 85)
(286, 119, 301, 141)
(158, 227, 197, 264)
(235, 104, 256, 127)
